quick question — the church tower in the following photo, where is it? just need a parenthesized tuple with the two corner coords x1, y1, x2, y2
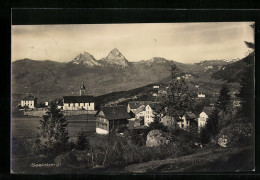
(80, 81, 86, 96)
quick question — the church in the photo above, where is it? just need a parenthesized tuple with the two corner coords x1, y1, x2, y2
(63, 82, 95, 111)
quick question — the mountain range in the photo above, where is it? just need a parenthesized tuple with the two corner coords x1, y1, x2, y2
(12, 48, 243, 104)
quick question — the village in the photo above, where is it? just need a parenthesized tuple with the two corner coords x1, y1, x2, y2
(10, 21, 255, 174)
(17, 78, 241, 137)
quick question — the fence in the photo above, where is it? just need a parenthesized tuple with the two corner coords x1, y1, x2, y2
(23, 108, 97, 117)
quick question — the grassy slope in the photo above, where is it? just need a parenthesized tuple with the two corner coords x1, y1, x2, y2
(11, 146, 254, 174)
(124, 146, 254, 173)
(211, 53, 254, 82)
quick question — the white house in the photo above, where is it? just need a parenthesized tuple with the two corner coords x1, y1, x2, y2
(21, 95, 37, 109)
(198, 93, 206, 98)
(144, 103, 160, 126)
(133, 105, 146, 120)
(144, 104, 154, 126)
(197, 107, 213, 132)
(153, 85, 160, 89)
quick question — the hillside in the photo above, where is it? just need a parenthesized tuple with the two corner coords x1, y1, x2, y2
(211, 53, 254, 82)
(11, 48, 239, 106)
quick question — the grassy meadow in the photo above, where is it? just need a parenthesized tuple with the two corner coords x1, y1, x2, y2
(11, 109, 97, 138)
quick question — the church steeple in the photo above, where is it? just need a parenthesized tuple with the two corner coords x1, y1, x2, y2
(80, 81, 86, 96)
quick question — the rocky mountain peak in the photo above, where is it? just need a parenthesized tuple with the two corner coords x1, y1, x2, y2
(72, 51, 100, 67)
(107, 48, 126, 60)
(101, 48, 129, 67)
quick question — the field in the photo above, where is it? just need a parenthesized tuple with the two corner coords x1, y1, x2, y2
(11, 111, 97, 138)
(124, 146, 254, 173)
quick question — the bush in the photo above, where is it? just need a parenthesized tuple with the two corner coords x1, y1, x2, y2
(199, 127, 211, 144)
(76, 132, 90, 150)
(54, 149, 92, 168)
(54, 151, 77, 167)
(12, 137, 33, 157)
(216, 123, 254, 146)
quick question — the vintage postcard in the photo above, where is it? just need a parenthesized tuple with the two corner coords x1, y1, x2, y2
(11, 22, 255, 174)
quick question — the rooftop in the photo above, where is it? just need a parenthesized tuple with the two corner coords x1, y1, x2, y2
(97, 105, 131, 120)
(202, 107, 214, 115)
(128, 101, 151, 109)
(63, 96, 94, 103)
(21, 95, 37, 101)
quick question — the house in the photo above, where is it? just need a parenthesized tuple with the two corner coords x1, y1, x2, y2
(157, 112, 197, 130)
(133, 105, 146, 120)
(198, 107, 213, 132)
(127, 101, 151, 113)
(63, 81, 95, 110)
(134, 118, 144, 127)
(45, 102, 49, 107)
(95, 106, 131, 134)
(158, 90, 167, 95)
(153, 85, 160, 89)
(178, 112, 197, 130)
(21, 95, 37, 109)
(144, 103, 161, 126)
(198, 93, 206, 98)
(152, 93, 158, 97)
(161, 114, 175, 126)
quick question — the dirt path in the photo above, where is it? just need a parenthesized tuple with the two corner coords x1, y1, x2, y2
(124, 147, 253, 173)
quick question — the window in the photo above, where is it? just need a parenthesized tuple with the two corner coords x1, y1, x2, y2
(186, 120, 188, 125)
(78, 103, 80, 106)
(69, 103, 70, 107)
(182, 124, 184, 128)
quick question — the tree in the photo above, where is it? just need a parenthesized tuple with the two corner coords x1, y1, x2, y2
(218, 103, 237, 130)
(215, 84, 231, 113)
(164, 65, 194, 121)
(37, 100, 69, 156)
(236, 23, 255, 123)
(236, 54, 254, 123)
(204, 84, 232, 139)
(77, 132, 90, 150)
(205, 108, 219, 136)
(148, 113, 167, 132)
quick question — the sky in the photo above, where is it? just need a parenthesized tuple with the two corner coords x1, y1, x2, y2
(12, 22, 254, 63)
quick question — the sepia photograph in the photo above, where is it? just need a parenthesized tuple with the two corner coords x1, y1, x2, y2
(11, 22, 255, 174)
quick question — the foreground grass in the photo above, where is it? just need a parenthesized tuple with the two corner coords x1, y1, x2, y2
(124, 146, 254, 173)
(11, 145, 254, 174)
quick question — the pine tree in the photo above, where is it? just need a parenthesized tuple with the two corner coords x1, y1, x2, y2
(38, 100, 69, 155)
(236, 53, 255, 123)
(215, 84, 231, 112)
(77, 132, 90, 150)
(204, 85, 231, 137)
(236, 23, 255, 123)
(205, 108, 219, 136)
(164, 65, 194, 121)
